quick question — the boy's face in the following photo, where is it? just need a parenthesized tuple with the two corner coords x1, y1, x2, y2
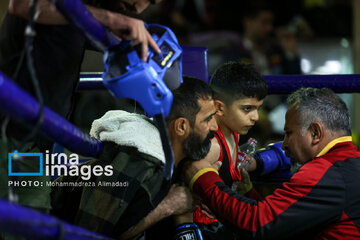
(222, 97, 263, 135)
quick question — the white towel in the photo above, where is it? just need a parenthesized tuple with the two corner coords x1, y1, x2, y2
(90, 110, 165, 163)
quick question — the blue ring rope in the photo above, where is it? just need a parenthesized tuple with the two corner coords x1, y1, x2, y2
(78, 73, 360, 94)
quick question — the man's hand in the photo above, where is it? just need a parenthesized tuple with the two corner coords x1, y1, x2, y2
(115, 15, 161, 62)
(247, 155, 257, 172)
(118, 184, 193, 240)
(89, 7, 161, 61)
(200, 203, 216, 219)
(231, 168, 253, 194)
(163, 184, 195, 216)
(9, 1, 161, 61)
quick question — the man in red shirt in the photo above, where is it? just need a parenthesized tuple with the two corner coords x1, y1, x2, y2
(185, 87, 360, 239)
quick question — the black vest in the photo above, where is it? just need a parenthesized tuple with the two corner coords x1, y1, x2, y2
(216, 132, 235, 187)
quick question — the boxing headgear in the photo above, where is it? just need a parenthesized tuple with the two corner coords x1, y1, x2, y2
(102, 24, 183, 117)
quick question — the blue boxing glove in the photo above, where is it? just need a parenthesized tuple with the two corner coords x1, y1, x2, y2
(173, 223, 203, 240)
(252, 142, 291, 176)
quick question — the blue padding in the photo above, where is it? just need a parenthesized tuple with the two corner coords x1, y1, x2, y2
(79, 73, 360, 93)
(181, 45, 209, 82)
(103, 61, 173, 117)
(255, 149, 280, 175)
(253, 142, 291, 176)
(264, 74, 360, 94)
(0, 71, 102, 157)
(78, 45, 210, 90)
(0, 199, 113, 240)
(102, 24, 183, 117)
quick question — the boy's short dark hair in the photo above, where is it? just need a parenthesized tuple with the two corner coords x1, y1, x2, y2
(210, 61, 268, 105)
(166, 76, 213, 127)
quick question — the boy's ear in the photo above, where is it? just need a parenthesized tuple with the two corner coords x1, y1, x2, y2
(214, 100, 225, 116)
(173, 117, 190, 138)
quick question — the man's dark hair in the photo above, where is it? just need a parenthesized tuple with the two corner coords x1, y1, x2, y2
(166, 76, 213, 127)
(210, 61, 268, 105)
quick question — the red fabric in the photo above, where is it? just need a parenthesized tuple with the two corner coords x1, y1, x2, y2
(195, 158, 333, 231)
(194, 129, 241, 225)
(314, 211, 360, 240)
(194, 186, 262, 225)
(245, 187, 262, 201)
(193, 205, 218, 224)
(215, 129, 241, 181)
(193, 141, 360, 238)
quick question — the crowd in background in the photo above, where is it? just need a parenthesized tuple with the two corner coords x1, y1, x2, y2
(69, 0, 357, 148)
(0, 0, 356, 147)
(148, 0, 355, 147)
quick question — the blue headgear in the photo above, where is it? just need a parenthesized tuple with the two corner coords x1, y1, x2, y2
(102, 24, 183, 117)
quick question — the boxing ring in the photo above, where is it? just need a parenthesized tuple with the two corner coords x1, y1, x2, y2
(79, 72, 360, 93)
(1, 0, 360, 239)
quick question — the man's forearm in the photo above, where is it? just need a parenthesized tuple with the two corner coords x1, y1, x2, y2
(119, 184, 194, 240)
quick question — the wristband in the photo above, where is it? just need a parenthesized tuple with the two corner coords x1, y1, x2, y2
(189, 168, 218, 190)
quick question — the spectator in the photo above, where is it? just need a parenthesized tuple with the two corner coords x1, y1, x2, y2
(238, 1, 301, 75)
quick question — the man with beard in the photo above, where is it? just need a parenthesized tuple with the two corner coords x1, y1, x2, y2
(184, 87, 360, 239)
(51, 76, 218, 239)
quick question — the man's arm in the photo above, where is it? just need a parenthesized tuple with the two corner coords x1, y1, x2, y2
(8, 0, 160, 60)
(118, 141, 223, 240)
(185, 158, 345, 239)
(118, 184, 194, 240)
(86, 5, 160, 60)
